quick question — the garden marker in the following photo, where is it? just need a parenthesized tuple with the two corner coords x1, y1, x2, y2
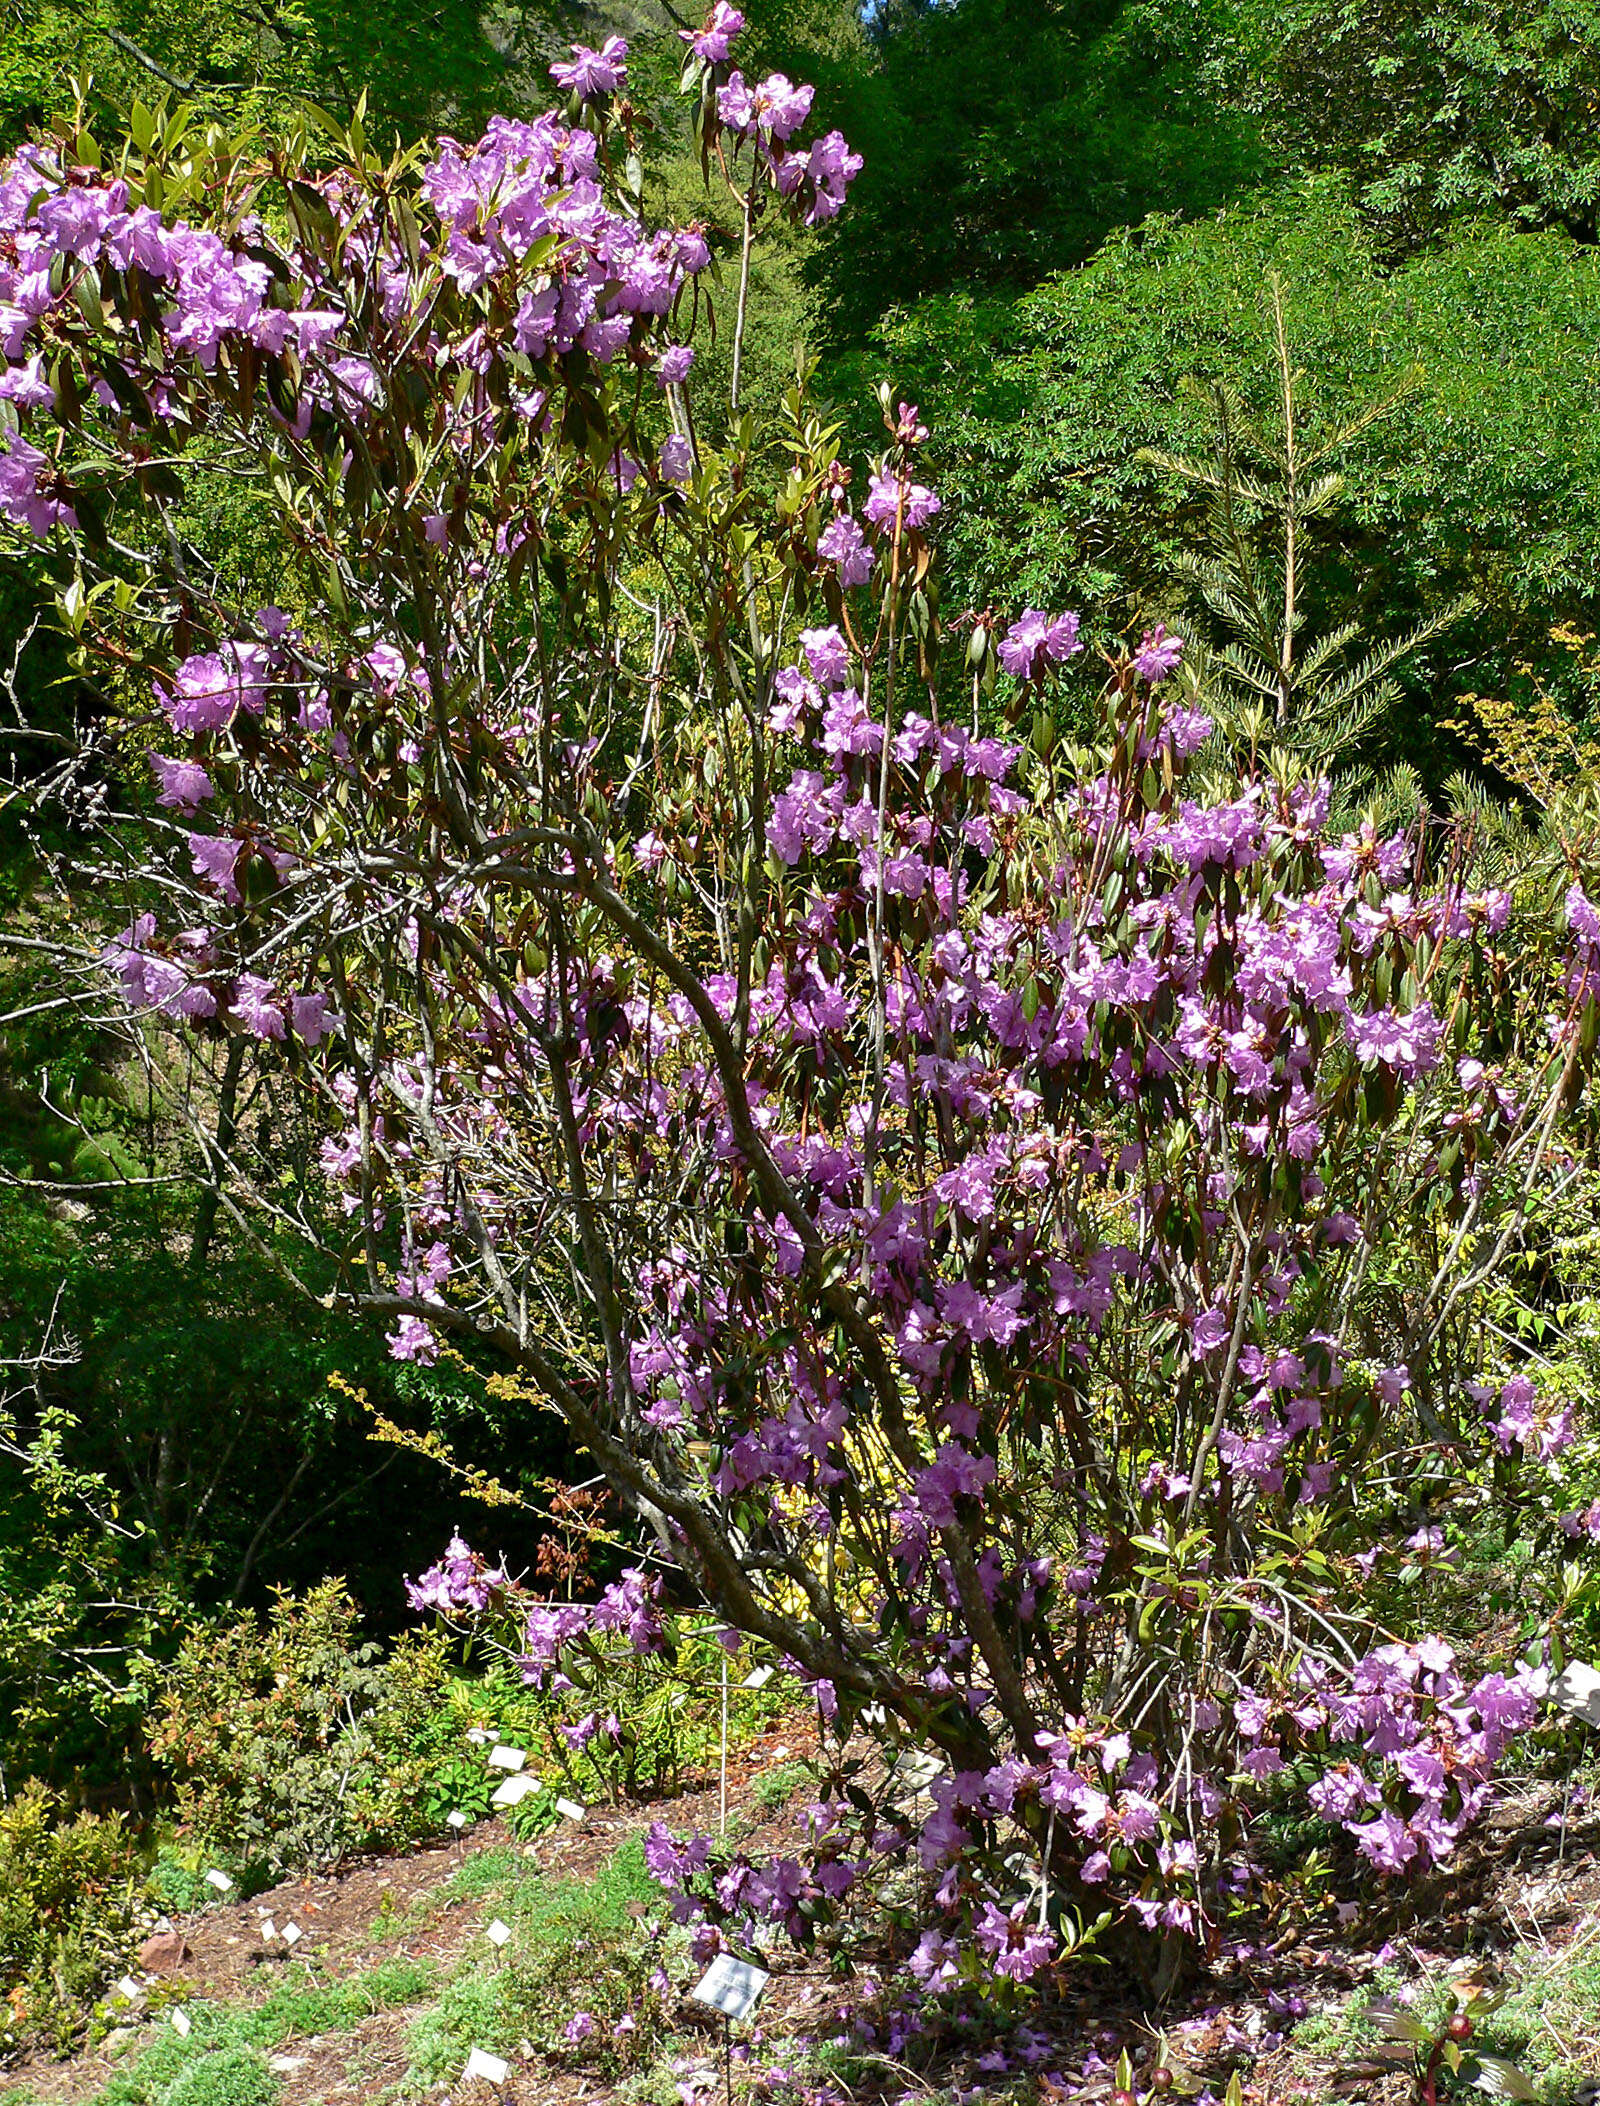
(692, 1956, 770, 2106)
(1552, 1660, 1600, 1727)
(205, 1869, 233, 1893)
(555, 1797, 586, 1822)
(447, 1810, 469, 1829)
(463, 2048, 509, 2084)
(115, 1978, 143, 2003)
(487, 1744, 526, 1770)
(486, 1919, 511, 1947)
(170, 2010, 191, 2037)
(490, 1773, 539, 1807)
(740, 1664, 774, 1690)
(259, 1919, 276, 1941)
(281, 1922, 302, 1947)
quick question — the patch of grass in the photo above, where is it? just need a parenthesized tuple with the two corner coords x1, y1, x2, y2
(236, 1955, 438, 2045)
(405, 1838, 677, 2090)
(161, 2048, 278, 2106)
(1453, 1942, 1600, 2100)
(752, 1763, 810, 1813)
(1284, 1945, 1600, 2105)
(62, 1951, 440, 2106)
(432, 1844, 525, 1905)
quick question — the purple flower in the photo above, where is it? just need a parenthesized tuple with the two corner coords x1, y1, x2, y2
(550, 37, 628, 96)
(997, 609, 1081, 681)
(682, 3, 744, 64)
(817, 512, 874, 587)
(864, 471, 940, 533)
(189, 832, 245, 902)
(161, 644, 270, 732)
(800, 624, 850, 689)
(232, 972, 285, 1039)
(655, 345, 695, 387)
(1134, 623, 1184, 683)
(974, 1902, 1056, 1982)
(290, 991, 335, 1044)
(718, 72, 814, 142)
(1350, 1808, 1419, 1874)
(1346, 1003, 1442, 1079)
(149, 753, 214, 809)
(659, 434, 695, 483)
(0, 428, 74, 537)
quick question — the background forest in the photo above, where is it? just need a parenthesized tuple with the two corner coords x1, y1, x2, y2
(5, 0, 1600, 2090)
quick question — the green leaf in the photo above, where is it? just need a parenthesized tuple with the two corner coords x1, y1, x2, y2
(1468, 2056, 1539, 2101)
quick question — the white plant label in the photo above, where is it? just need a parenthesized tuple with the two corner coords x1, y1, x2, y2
(205, 1869, 233, 1893)
(1553, 1660, 1600, 1727)
(554, 1796, 586, 1822)
(115, 1976, 144, 2002)
(259, 1919, 276, 1942)
(486, 1744, 526, 1771)
(447, 1810, 469, 1830)
(463, 2048, 509, 2084)
(490, 1773, 539, 1807)
(486, 1919, 511, 1947)
(170, 2009, 192, 2038)
(691, 1954, 770, 2022)
(281, 1922, 302, 1947)
(741, 1664, 775, 1690)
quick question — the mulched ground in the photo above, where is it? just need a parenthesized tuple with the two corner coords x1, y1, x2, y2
(7, 1736, 1600, 2106)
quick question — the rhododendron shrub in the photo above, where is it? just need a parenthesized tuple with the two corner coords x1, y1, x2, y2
(3, 14, 1597, 1994)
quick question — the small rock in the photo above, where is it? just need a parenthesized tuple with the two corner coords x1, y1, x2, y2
(137, 1930, 192, 1974)
(269, 2056, 307, 2074)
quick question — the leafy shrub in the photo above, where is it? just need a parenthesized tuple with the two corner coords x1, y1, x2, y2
(146, 1581, 456, 1878)
(442, 1635, 786, 1811)
(0, 1783, 143, 2058)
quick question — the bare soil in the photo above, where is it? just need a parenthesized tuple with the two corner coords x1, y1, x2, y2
(7, 1733, 1600, 2106)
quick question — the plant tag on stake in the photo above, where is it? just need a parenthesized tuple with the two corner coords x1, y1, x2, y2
(741, 1664, 774, 1690)
(463, 2048, 508, 2084)
(486, 1920, 511, 1947)
(170, 2009, 191, 2038)
(691, 1954, 770, 2022)
(447, 1810, 469, 1830)
(490, 1773, 539, 1807)
(487, 1744, 525, 1771)
(205, 1869, 233, 1894)
(259, 1919, 276, 1942)
(554, 1797, 585, 1822)
(281, 1922, 302, 1947)
(115, 1976, 144, 2003)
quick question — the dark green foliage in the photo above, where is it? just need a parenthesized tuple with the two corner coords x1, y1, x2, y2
(871, 179, 1600, 773)
(0, 0, 572, 154)
(1239, 0, 1600, 250)
(818, 0, 1267, 340)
